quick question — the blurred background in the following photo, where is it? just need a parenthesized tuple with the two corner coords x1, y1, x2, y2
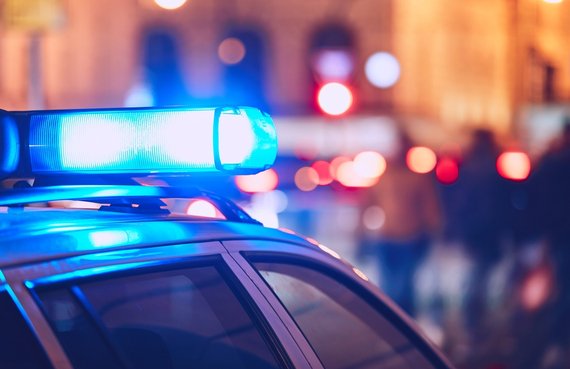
(2, 0, 570, 368)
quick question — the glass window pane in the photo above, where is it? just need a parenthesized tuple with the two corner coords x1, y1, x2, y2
(38, 288, 123, 369)
(253, 261, 438, 369)
(37, 263, 284, 369)
(0, 290, 53, 369)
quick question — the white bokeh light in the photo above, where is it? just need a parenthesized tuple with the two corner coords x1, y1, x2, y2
(154, 0, 187, 10)
(317, 82, 353, 116)
(365, 52, 401, 88)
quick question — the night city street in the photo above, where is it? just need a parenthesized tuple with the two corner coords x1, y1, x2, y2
(1, 1, 570, 368)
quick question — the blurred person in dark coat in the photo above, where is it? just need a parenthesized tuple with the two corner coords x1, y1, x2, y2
(524, 119, 570, 358)
(450, 129, 511, 336)
(357, 131, 442, 316)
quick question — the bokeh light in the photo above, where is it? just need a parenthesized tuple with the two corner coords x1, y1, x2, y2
(364, 52, 401, 88)
(353, 151, 387, 179)
(186, 199, 221, 218)
(313, 49, 354, 81)
(311, 160, 334, 185)
(330, 156, 351, 180)
(154, 0, 187, 10)
(295, 167, 319, 191)
(218, 37, 246, 65)
(317, 82, 353, 116)
(362, 205, 386, 230)
(436, 157, 459, 184)
(407, 146, 437, 174)
(337, 161, 378, 188)
(235, 169, 278, 193)
(496, 151, 531, 181)
(521, 267, 552, 311)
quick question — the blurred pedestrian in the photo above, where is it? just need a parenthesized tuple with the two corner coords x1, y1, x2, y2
(450, 129, 511, 337)
(525, 119, 570, 359)
(357, 131, 442, 316)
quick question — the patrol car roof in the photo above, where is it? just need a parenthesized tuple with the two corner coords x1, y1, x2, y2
(0, 207, 311, 268)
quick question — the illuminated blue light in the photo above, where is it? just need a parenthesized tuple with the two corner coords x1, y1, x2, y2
(218, 108, 277, 172)
(28, 107, 277, 175)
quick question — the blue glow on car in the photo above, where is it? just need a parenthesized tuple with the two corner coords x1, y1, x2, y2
(27, 107, 277, 175)
(88, 229, 142, 247)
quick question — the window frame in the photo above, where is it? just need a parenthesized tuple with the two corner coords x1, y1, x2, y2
(0, 284, 54, 368)
(222, 239, 453, 369)
(3, 240, 310, 369)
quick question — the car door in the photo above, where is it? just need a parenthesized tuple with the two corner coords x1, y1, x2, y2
(3, 241, 313, 369)
(223, 239, 455, 369)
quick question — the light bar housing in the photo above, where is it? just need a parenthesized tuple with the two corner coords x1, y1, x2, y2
(1, 106, 277, 177)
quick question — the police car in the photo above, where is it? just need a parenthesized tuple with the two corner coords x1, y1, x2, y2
(0, 106, 453, 369)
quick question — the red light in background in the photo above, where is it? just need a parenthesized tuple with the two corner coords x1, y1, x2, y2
(407, 146, 437, 174)
(235, 169, 279, 193)
(497, 151, 531, 181)
(317, 82, 353, 116)
(311, 161, 334, 185)
(436, 157, 459, 184)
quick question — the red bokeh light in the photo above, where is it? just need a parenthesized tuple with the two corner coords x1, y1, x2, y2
(311, 160, 334, 185)
(436, 157, 459, 184)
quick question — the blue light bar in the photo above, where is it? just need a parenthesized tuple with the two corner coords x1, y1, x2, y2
(27, 107, 277, 175)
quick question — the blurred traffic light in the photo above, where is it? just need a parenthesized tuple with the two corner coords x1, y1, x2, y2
(310, 24, 355, 117)
(317, 82, 353, 116)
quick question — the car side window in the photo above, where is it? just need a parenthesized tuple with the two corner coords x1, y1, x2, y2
(35, 262, 285, 369)
(0, 289, 53, 369)
(251, 259, 440, 369)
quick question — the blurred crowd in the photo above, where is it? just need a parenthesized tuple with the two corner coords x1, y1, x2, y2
(356, 122, 570, 369)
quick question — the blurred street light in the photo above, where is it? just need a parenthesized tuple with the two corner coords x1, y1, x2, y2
(365, 52, 401, 89)
(218, 38, 246, 65)
(154, 0, 187, 10)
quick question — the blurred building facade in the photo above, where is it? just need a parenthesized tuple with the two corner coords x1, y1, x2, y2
(0, 0, 569, 137)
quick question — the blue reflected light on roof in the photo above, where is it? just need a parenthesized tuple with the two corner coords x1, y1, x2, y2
(28, 107, 277, 175)
(88, 229, 142, 248)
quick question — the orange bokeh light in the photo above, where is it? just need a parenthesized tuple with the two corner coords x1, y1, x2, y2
(496, 151, 531, 181)
(337, 161, 378, 188)
(406, 146, 437, 174)
(235, 169, 278, 193)
(329, 156, 351, 180)
(295, 167, 319, 191)
(218, 37, 246, 65)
